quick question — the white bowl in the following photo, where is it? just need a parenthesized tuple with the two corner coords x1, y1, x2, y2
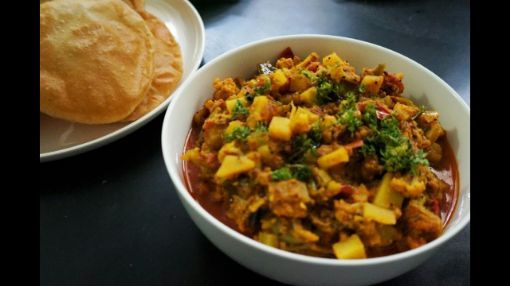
(161, 35, 470, 286)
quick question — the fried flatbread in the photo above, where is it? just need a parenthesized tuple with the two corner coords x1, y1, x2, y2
(40, 0, 155, 124)
(122, 2, 183, 121)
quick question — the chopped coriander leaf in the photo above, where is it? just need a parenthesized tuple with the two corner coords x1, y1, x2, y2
(290, 164, 312, 181)
(410, 149, 429, 174)
(254, 122, 268, 133)
(339, 92, 358, 112)
(316, 76, 339, 105)
(271, 164, 312, 182)
(360, 141, 376, 156)
(358, 84, 366, 93)
(231, 100, 249, 119)
(362, 103, 378, 130)
(358, 114, 429, 174)
(379, 116, 403, 146)
(224, 126, 251, 142)
(301, 70, 318, 82)
(309, 122, 322, 144)
(381, 142, 411, 172)
(381, 141, 428, 175)
(272, 167, 293, 181)
(288, 134, 319, 163)
(316, 76, 348, 105)
(338, 109, 362, 134)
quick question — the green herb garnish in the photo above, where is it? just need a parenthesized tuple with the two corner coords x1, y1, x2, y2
(288, 134, 319, 163)
(254, 122, 268, 133)
(291, 164, 313, 181)
(301, 70, 318, 82)
(339, 92, 358, 112)
(362, 103, 378, 130)
(381, 143, 429, 174)
(359, 115, 429, 174)
(231, 100, 249, 119)
(271, 164, 312, 182)
(338, 108, 362, 134)
(224, 126, 251, 142)
(309, 121, 322, 144)
(316, 76, 352, 105)
(271, 167, 293, 181)
(316, 76, 338, 105)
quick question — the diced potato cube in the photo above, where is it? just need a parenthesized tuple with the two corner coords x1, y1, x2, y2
(225, 97, 248, 114)
(425, 122, 445, 143)
(296, 52, 319, 69)
(392, 102, 419, 121)
(317, 146, 349, 169)
(271, 69, 288, 89)
(246, 151, 262, 168)
(291, 112, 309, 133)
(333, 234, 367, 259)
(289, 107, 319, 134)
(257, 145, 271, 160)
(330, 64, 360, 83)
(181, 147, 200, 162)
(363, 202, 397, 225)
(299, 86, 317, 105)
(218, 142, 241, 163)
(289, 74, 311, 92)
(215, 155, 255, 180)
(327, 180, 343, 193)
(269, 116, 292, 141)
(361, 75, 384, 95)
(247, 95, 274, 128)
(373, 173, 404, 209)
(321, 115, 337, 128)
(258, 232, 279, 247)
(251, 95, 269, 114)
(181, 147, 204, 167)
(224, 120, 244, 135)
(322, 52, 343, 68)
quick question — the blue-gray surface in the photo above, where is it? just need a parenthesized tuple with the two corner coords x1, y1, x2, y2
(40, 0, 470, 285)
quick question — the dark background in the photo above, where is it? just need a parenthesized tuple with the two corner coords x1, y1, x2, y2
(40, 0, 470, 285)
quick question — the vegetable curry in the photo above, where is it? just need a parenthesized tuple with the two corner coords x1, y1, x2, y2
(182, 48, 458, 259)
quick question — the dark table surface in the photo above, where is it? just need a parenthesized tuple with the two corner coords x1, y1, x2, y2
(40, 0, 470, 285)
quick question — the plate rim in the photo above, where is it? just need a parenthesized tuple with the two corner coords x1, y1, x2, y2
(40, 0, 205, 163)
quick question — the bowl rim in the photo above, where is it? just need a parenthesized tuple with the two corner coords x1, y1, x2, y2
(161, 34, 470, 266)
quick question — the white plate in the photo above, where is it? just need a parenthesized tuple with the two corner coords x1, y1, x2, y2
(40, 0, 205, 162)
